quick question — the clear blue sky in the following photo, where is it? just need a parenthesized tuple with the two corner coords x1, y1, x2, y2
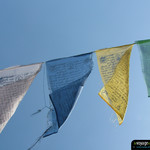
(0, 0, 150, 150)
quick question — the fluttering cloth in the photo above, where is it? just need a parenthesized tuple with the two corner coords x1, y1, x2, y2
(0, 63, 42, 133)
(95, 44, 133, 124)
(44, 53, 93, 137)
(136, 39, 150, 97)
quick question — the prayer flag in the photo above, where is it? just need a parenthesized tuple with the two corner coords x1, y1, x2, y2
(44, 53, 93, 137)
(0, 63, 42, 133)
(136, 39, 150, 97)
(95, 44, 133, 124)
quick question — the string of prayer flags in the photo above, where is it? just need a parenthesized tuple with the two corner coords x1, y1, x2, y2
(2, 39, 150, 150)
(44, 53, 93, 137)
(0, 63, 42, 133)
(136, 39, 150, 97)
(95, 44, 134, 125)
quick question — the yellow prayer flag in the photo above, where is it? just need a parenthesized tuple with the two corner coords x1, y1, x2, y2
(95, 44, 134, 125)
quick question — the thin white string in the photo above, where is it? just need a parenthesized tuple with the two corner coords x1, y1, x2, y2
(31, 63, 49, 116)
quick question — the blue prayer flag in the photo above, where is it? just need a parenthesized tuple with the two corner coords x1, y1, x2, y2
(44, 53, 93, 137)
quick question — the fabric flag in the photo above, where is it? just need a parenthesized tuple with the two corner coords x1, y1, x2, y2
(44, 53, 93, 137)
(136, 39, 150, 97)
(0, 63, 42, 133)
(95, 44, 134, 125)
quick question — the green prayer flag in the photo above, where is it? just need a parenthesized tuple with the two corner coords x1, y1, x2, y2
(136, 39, 150, 97)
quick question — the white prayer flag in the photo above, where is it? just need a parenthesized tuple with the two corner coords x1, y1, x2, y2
(0, 63, 42, 133)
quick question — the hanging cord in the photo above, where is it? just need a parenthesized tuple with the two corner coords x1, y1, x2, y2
(31, 63, 49, 116)
(27, 127, 51, 150)
(93, 42, 135, 53)
(28, 107, 56, 150)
